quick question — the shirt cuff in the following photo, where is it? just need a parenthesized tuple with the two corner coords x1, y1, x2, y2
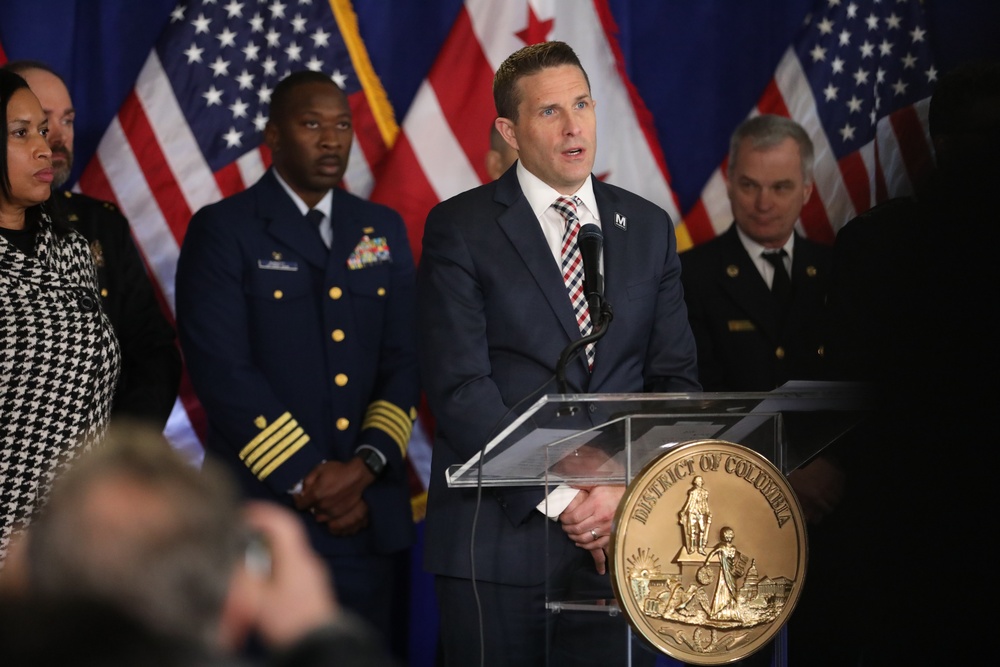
(287, 459, 327, 495)
(536, 484, 580, 519)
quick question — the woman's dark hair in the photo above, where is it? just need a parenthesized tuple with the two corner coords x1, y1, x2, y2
(0, 69, 30, 203)
(0, 68, 53, 231)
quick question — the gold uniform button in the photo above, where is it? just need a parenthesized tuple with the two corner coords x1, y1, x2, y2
(775, 346, 786, 360)
(377, 287, 386, 296)
(329, 286, 343, 300)
(335, 373, 349, 386)
(336, 418, 350, 431)
(273, 290, 283, 299)
(100, 288, 108, 297)
(331, 329, 345, 342)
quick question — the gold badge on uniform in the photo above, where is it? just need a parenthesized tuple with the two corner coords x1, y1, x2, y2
(611, 440, 806, 665)
(727, 320, 756, 332)
(90, 240, 105, 268)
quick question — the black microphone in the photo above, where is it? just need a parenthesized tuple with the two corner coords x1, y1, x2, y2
(577, 223, 604, 317)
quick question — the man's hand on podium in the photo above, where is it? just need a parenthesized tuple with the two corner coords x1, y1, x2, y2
(558, 485, 625, 574)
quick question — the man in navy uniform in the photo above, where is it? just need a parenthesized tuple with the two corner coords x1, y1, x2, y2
(175, 70, 418, 654)
(4, 60, 181, 428)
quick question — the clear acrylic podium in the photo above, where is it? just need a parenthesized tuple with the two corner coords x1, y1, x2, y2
(446, 382, 869, 666)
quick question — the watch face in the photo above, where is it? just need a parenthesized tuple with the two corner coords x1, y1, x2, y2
(361, 449, 384, 476)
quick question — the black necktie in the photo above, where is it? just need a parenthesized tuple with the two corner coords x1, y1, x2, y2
(762, 250, 790, 304)
(306, 209, 327, 247)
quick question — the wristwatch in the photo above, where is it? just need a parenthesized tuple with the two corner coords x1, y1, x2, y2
(356, 447, 386, 478)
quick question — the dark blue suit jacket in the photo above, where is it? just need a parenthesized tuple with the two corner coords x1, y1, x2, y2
(417, 165, 700, 585)
(176, 170, 418, 556)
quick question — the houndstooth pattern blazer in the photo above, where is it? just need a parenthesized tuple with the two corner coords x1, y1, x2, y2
(0, 214, 121, 564)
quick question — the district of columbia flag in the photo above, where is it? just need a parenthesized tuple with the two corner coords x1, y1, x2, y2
(369, 0, 686, 263)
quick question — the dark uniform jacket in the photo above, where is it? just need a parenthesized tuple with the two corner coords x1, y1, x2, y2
(175, 170, 418, 556)
(47, 190, 181, 427)
(679, 223, 831, 391)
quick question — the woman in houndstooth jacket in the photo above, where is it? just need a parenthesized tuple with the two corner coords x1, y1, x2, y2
(0, 70, 120, 566)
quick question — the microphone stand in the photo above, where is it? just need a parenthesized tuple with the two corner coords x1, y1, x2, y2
(555, 301, 614, 414)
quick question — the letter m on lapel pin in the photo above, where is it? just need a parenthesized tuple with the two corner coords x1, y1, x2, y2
(615, 212, 627, 230)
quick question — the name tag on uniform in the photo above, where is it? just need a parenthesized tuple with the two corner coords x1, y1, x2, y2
(257, 259, 299, 271)
(727, 319, 756, 332)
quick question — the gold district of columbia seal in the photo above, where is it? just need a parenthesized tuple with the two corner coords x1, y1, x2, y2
(610, 440, 807, 665)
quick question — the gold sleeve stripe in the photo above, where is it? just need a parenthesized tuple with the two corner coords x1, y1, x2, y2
(365, 415, 409, 453)
(363, 403, 411, 451)
(362, 400, 412, 454)
(249, 427, 306, 475)
(241, 419, 298, 466)
(240, 412, 293, 460)
(258, 433, 311, 480)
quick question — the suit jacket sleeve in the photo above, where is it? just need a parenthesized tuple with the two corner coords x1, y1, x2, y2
(417, 203, 516, 459)
(176, 205, 326, 495)
(417, 201, 543, 522)
(643, 210, 702, 393)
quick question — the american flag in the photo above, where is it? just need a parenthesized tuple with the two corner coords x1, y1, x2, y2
(681, 0, 937, 247)
(74, 0, 404, 472)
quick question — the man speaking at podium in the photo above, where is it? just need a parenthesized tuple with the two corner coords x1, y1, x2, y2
(417, 41, 700, 667)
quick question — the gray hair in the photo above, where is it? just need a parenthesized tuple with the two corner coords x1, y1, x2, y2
(25, 420, 246, 648)
(728, 114, 815, 184)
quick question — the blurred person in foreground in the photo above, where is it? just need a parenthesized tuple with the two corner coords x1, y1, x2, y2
(0, 69, 120, 566)
(2, 59, 181, 429)
(0, 419, 398, 667)
(826, 60, 1000, 662)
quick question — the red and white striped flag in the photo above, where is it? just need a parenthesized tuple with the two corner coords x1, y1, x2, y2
(681, 0, 938, 248)
(368, 0, 687, 263)
(76, 0, 400, 468)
